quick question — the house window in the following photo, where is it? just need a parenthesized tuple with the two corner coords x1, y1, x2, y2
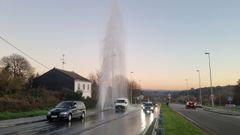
(83, 84, 85, 90)
(87, 84, 89, 90)
(77, 83, 80, 90)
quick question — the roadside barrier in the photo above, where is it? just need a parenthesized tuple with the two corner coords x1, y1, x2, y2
(203, 106, 240, 116)
(151, 106, 165, 135)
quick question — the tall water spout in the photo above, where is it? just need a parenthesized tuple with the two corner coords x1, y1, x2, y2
(98, 1, 127, 110)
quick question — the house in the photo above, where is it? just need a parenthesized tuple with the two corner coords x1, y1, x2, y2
(33, 68, 91, 98)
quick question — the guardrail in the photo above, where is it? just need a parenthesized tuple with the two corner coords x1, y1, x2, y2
(145, 104, 165, 135)
(203, 106, 240, 116)
(151, 109, 165, 135)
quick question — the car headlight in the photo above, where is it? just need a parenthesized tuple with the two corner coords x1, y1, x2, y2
(48, 112, 51, 115)
(60, 112, 68, 115)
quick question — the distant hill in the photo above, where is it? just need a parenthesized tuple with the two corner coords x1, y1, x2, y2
(140, 85, 236, 105)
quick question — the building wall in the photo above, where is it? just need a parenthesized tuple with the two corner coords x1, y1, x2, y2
(74, 80, 92, 98)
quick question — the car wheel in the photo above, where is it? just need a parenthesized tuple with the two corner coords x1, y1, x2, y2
(67, 114, 72, 122)
(47, 118, 53, 122)
(81, 112, 85, 119)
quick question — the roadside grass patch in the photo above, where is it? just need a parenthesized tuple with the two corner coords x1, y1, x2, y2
(162, 104, 206, 135)
(0, 110, 48, 120)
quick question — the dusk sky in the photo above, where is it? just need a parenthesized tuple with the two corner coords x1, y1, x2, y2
(1, 0, 240, 90)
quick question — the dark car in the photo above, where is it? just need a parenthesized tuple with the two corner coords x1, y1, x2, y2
(186, 101, 197, 109)
(142, 102, 154, 113)
(47, 101, 86, 122)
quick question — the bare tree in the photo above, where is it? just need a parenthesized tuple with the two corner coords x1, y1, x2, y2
(0, 69, 25, 95)
(1, 54, 34, 79)
(128, 80, 141, 103)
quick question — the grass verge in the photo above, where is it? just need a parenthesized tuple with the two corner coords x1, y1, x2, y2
(0, 110, 48, 120)
(162, 104, 206, 135)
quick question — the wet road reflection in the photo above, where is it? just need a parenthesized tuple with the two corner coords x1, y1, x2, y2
(0, 105, 158, 135)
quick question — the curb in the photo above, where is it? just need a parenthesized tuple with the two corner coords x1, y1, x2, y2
(0, 117, 46, 128)
(203, 107, 240, 116)
(0, 119, 46, 128)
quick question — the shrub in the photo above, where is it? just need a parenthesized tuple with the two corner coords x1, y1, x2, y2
(62, 90, 84, 101)
(0, 88, 98, 112)
(84, 97, 97, 109)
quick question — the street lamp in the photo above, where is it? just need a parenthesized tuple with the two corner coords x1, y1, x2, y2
(111, 53, 116, 105)
(196, 70, 203, 105)
(185, 79, 189, 101)
(205, 52, 214, 107)
(130, 72, 134, 104)
(139, 80, 141, 89)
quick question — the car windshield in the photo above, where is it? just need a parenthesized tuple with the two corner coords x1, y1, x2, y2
(116, 100, 125, 103)
(144, 103, 153, 107)
(56, 102, 73, 108)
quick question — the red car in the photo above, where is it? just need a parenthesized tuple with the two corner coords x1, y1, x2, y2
(186, 101, 197, 109)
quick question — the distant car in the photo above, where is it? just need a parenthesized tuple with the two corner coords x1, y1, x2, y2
(142, 102, 154, 113)
(114, 98, 128, 112)
(186, 101, 197, 109)
(47, 101, 86, 122)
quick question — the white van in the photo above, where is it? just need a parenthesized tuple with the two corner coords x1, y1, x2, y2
(114, 98, 129, 112)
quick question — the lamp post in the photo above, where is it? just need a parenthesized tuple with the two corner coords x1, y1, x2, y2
(139, 80, 141, 89)
(196, 70, 203, 105)
(130, 72, 134, 104)
(205, 52, 214, 107)
(111, 53, 116, 106)
(185, 79, 189, 101)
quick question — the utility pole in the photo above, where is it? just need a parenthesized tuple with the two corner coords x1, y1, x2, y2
(62, 54, 65, 69)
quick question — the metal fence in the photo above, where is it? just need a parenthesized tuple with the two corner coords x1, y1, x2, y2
(151, 109, 165, 135)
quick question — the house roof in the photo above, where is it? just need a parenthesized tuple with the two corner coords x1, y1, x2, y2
(54, 68, 91, 82)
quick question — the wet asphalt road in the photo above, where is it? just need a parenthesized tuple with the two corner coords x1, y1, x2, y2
(0, 105, 158, 135)
(170, 104, 240, 135)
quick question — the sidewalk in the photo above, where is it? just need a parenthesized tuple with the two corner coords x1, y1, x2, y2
(0, 109, 97, 128)
(0, 115, 46, 128)
(203, 106, 240, 116)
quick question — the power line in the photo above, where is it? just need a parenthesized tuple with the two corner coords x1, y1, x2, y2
(0, 35, 50, 69)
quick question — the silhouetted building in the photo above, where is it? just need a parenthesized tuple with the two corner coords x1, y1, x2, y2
(33, 68, 91, 98)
